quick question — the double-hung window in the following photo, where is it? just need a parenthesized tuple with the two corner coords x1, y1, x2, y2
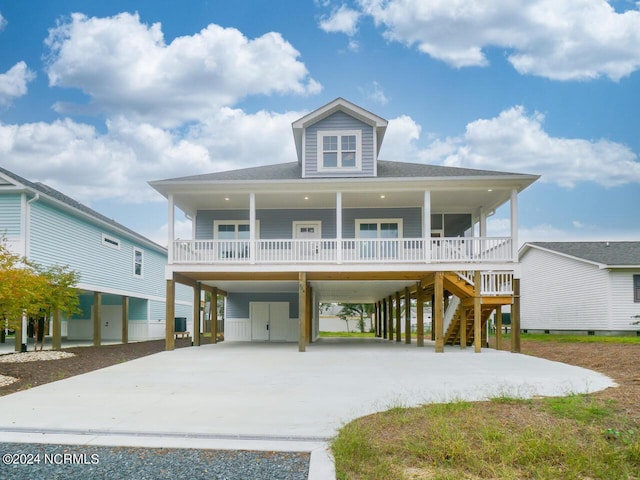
(634, 275, 640, 303)
(133, 248, 143, 277)
(318, 130, 361, 171)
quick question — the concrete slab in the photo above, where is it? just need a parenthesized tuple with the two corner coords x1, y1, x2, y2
(0, 339, 615, 439)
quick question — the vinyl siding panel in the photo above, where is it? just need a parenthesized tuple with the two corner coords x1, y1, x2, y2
(609, 270, 640, 331)
(520, 248, 609, 330)
(304, 111, 375, 178)
(0, 193, 22, 237)
(196, 207, 422, 240)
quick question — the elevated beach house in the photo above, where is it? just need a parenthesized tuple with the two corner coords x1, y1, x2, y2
(150, 98, 539, 352)
(0, 166, 192, 349)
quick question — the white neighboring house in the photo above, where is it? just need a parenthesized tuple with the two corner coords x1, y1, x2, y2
(519, 242, 640, 335)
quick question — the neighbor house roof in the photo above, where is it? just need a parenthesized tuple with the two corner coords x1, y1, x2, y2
(152, 160, 531, 184)
(0, 166, 166, 253)
(520, 242, 640, 268)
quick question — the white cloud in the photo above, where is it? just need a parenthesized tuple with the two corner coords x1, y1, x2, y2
(382, 106, 640, 187)
(357, 0, 640, 80)
(359, 81, 388, 105)
(0, 62, 35, 106)
(0, 13, 6, 30)
(44, 12, 321, 127)
(319, 5, 361, 36)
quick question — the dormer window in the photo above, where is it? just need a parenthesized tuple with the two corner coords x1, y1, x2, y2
(318, 130, 361, 171)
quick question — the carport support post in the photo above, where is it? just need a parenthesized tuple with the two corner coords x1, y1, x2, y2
(404, 286, 411, 344)
(395, 291, 401, 342)
(416, 282, 424, 347)
(474, 271, 482, 353)
(375, 302, 380, 337)
(382, 299, 387, 339)
(52, 309, 61, 351)
(193, 283, 201, 346)
(495, 305, 502, 351)
(387, 295, 393, 339)
(306, 283, 313, 344)
(93, 292, 102, 347)
(434, 272, 444, 353)
(511, 278, 521, 353)
(165, 279, 175, 351)
(121, 296, 129, 345)
(211, 287, 218, 344)
(298, 272, 307, 352)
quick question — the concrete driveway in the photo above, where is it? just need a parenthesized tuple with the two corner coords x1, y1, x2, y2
(0, 339, 615, 440)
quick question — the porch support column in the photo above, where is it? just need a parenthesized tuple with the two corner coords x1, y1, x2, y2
(510, 188, 518, 262)
(495, 304, 502, 351)
(298, 272, 307, 352)
(306, 284, 313, 343)
(395, 291, 401, 342)
(168, 194, 174, 265)
(479, 207, 487, 238)
(423, 190, 431, 262)
(193, 283, 201, 346)
(211, 287, 218, 344)
(165, 280, 175, 351)
(387, 295, 394, 340)
(375, 302, 381, 337)
(52, 309, 62, 351)
(460, 306, 467, 349)
(416, 282, 424, 347)
(474, 270, 482, 353)
(249, 193, 256, 264)
(511, 278, 521, 353)
(404, 286, 411, 344)
(434, 272, 444, 353)
(93, 292, 102, 347)
(336, 192, 343, 264)
(382, 299, 387, 339)
(121, 296, 129, 345)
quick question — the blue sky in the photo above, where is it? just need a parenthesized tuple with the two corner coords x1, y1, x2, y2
(0, 0, 639, 245)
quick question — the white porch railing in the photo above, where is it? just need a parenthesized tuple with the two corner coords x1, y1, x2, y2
(172, 237, 513, 265)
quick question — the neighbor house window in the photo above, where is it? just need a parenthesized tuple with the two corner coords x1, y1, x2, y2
(634, 275, 640, 303)
(317, 130, 361, 171)
(133, 248, 143, 277)
(102, 234, 120, 250)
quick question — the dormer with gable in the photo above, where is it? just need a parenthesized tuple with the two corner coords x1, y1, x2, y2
(292, 97, 388, 178)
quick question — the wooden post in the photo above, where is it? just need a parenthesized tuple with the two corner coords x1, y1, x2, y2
(306, 283, 313, 343)
(387, 295, 394, 340)
(375, 302, 380, 337)
(416, 283, 424, 347)
(474, 271, 482, 353)
(434, 272, 444, 353)
(93, 292, 102, 347)
(511, 278, 521, 353)
(404, 286, 411, 344)
(460, 306, 467, 349)
(495, 305, 502, 351)
(211, 287, 218, 344)
(52, 309, 61, 351)
(395, 291, 401, 342)
(382, 298, 387, 339)
(431, 294, 436, 341)
(121, 296, 129, 345)
(165, 280, 175, 351)
(298, 272, 307, 352)
(193, 283, 201, 346)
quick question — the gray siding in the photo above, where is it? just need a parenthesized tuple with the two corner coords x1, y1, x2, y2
(227, 292, 299, 319)
(0, 193, 22, 237)
(304, 111, 375, 178)
(196, 207, 423, 240)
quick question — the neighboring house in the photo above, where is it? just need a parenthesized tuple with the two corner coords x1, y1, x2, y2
(150, 98, 539, 352)
(0, 166, 192, 348)
(519, 242, 640, 335)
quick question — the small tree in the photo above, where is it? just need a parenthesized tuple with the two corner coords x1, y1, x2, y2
(337, 303, 374, 333)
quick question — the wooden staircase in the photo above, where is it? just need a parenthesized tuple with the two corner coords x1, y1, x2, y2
(443, 304, 495, 346)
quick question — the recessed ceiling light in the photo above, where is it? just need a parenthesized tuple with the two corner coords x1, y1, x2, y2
(304, 196, 309, 200)
(224, 197, 230, 201)
(380, 195, 386, 199)
(487, 189, 493, 192)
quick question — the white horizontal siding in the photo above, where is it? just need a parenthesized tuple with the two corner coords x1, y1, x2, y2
(520, 248, 609, 330)
(0, 193, 22, 236)
(609, 270, 640, 331)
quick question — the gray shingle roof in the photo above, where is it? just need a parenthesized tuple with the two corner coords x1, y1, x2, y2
(154, 160, 528, 183)
(528, 242, 640, 266)
(0, 165, 165, 252)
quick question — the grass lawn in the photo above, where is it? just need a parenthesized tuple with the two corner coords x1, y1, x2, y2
(319, 331, 376, 338)
(331, 335, 640, 480)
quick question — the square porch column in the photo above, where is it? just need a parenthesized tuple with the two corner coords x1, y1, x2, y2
(121, 296, 129, 344)
(93, 292, 102, 347)
(250, 193, 256, 264)
(165, 279, 175, 351)
(404, 286, 411, 344)
(298, 272, 307, 352)
(336, 191, 342, 264)
(168, 193, 174, 265)
(510, 188, 518, 262)
(193, 283, 201, 346)
(416, 283, 424, 347)
(423, 190, 431, 262)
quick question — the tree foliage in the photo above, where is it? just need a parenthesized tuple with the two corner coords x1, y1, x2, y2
(337, 303, 375, 333)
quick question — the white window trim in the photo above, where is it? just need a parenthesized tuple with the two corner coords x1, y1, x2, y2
(102, 234, 121, 250)
(317, 129, 362, 172)
(292, 221, 322, 239)
(213, 220, 260, 239)
(355, 218, 404, 239)
(133, 247, 144, 278)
